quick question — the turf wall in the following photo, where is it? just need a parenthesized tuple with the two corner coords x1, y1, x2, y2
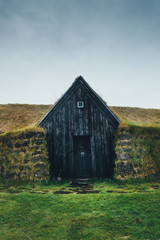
(0, 125, 159, 181)
(0, 128, 49, 181)
(115, 124, 160, 179)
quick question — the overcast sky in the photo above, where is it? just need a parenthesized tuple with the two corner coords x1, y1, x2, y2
(0, 0, 160, 108)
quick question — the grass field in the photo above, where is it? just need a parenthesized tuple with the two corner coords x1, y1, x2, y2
(0, 179, 160, 240)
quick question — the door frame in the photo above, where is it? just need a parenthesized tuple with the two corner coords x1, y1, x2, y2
(73, 136, 92, 178)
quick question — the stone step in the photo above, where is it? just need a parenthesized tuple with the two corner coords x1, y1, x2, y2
(70, 178, 92, 187)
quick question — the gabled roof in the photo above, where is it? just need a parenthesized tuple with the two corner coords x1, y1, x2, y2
(39, 76, 120, 126)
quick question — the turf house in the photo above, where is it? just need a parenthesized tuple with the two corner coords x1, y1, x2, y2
(39, 76, 120, 179)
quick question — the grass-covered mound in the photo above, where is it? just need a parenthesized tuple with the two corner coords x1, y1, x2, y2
(110, 106, 160, 127)
(0, 127, 49, 181)
(0, 104, 52, 134)
(0, 104, 160, 135)
(0, 179, 160, 240)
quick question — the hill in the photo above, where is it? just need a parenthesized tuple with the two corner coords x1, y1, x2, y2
(110, 106, 160, 127)
(0, 104, 160, 134)
(0, 104, 52, 134)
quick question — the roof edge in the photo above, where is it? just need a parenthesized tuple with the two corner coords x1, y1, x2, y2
(39, 76, 120, 125)
(38, 76, 82, 125)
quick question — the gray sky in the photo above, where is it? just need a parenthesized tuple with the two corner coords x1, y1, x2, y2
(0, 0, 160, 108)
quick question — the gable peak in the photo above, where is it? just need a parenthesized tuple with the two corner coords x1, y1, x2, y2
(73, 75, 86, 85)
(39, 75, 120, 126)
(75, 75, 84, 80)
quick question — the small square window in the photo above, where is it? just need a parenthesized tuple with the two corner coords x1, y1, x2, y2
(77, 101, 84, 108)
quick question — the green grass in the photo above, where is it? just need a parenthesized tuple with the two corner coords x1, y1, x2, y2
(0, 179, 160, 240)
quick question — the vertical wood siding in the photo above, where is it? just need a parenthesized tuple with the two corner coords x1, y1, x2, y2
(42, 84, 116, 178)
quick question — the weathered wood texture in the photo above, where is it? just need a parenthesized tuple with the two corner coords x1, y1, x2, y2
(39, 77, 120, 178)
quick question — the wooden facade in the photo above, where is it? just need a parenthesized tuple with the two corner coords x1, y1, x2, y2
(39, 76, 120, 178)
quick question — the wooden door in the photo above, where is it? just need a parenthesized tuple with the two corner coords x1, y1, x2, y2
(73, 136, 92, 178)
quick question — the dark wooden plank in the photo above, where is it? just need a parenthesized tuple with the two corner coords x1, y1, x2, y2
(96, 110, 103, 177)
(90, 104, 96, 176)
(102, 116, 108, 177)
(69, 98, 74, 177)
(100, 112, 106, 176)
(65, 100, 69, 177)
(93, 103, 99, 176)
(62, 106, 66, 177)
(73, 93, 77, 136)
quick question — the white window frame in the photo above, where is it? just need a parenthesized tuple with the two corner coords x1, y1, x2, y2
(77, 101, 84, 108)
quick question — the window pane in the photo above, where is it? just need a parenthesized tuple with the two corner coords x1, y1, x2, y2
(77, 101, 84, 108)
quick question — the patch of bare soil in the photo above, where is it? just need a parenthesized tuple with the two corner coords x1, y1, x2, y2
(54, 191, 74, 194)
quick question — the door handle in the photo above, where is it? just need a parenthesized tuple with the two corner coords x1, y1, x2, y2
(81, 151, 85, 157)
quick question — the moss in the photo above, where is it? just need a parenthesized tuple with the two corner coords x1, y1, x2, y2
(0, 127, 49, 182)
(115, 123, 160, 179)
